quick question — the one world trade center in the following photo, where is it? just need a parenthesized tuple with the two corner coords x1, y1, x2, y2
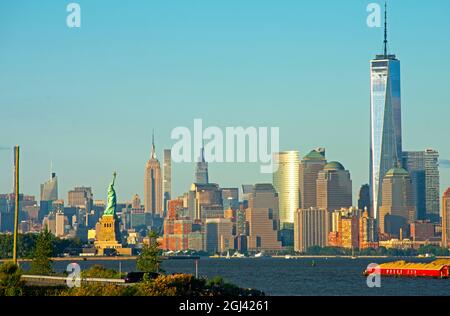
(370, 3, 402, 220)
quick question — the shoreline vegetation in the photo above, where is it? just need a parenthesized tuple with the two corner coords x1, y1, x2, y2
(0, 230, 264, 296)
(1, 231, 449, 296)
(1, 233, 449, 261)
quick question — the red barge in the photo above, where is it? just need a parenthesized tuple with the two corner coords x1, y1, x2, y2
(364, 259, 450, 278)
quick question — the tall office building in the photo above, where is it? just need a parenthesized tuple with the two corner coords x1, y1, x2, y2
(245, 184, 282, 251)
(195, 147, 209, 184)
(358, 184, 371, 215)
(442, 188, 450, 248)
(378, 167, 415, 237)
(299, 149, 327, 209)
(402, 149, 440, 222)
(131, 194, 141, 209)
(294, 208, 329, 252)
(163, 149, 172, 215)
(328, 208, 377, 249)
(40, 171, 59, 221)
(273, 151, 300, 225)
(316, 162, 352, 213)
(221, 188, 239, 211)
(424, 150, 440, 222)
(370, 4, 402, 220)
(188, 183, 222, 220)
(359, 209, 378, 249)
(204, 218, 234, 253)
(55, 211, 66, 237)
(68, 187, 93, 211)
(402, 151, 426, 220)
(144, 133, 163, 216)
(40, 171, 58, 201)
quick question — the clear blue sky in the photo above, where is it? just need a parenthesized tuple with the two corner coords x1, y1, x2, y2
(1, 0, 449, 204)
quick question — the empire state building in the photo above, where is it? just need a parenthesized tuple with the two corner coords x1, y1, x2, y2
(144, 132, 163, 216)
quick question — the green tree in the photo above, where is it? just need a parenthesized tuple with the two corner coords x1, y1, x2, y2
(81, 265, 123, 279)
(0, 262, 24, 296)
(137, 231, 163, 274)
(29, 227, 54, 275)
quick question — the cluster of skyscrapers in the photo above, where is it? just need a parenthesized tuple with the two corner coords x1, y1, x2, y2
(0, 5, 449, 254)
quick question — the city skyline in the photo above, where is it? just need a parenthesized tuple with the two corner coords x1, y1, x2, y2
(1, 1, 450, 203)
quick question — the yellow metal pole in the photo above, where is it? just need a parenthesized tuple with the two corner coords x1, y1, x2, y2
(13, 146, 19, 265)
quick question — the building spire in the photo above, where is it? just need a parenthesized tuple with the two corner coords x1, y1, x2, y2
(384, 1, 388, 57)
(201, 138, 205, 163)
(151, 129, 156, 159)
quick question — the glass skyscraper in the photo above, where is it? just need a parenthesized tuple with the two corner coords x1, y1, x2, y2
(369, 6, 402, 220)
(272, 151, 300, 225)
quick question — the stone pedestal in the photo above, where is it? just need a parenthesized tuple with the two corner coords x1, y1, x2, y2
(94, 215, 122, 255)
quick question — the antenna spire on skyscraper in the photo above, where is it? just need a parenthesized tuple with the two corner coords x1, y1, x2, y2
(384, 1, 388, 57)
(151, 129, 156, 159)
(201, 138, 206, 163)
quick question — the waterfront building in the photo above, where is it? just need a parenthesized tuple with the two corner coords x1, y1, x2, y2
(188, 231, 203, 251)
(409, 221, 436, 242)
(273, 151, 300, 226)
(144, 133, 163, 216)
(378, 167, 415, 238)
(328, 208, 361, 249)
(442, 188, 450, 248)
(299, 149, 327, 209)
(379, 238, 413, 250)
(370, 5, 403, 220)
(204, 218, 234, 253)
(236, 205, 246, 236)
(245, 184, 282, 252)
(294, 208, 329, 252)
(316, 162, 352, 212)
(359, 209, 378, 249)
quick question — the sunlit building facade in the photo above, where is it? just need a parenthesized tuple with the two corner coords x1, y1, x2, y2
(273, 151, 300, 225)
(163, 149, 172, 215)
(370, 52, 402, 221)
(144, 135, 163, 216)
(442, 188, 450, 248)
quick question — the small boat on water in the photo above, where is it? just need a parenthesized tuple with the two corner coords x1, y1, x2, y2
(232, 251, 245, 258)
(226, 250, 231, 259)
(254, 251, 266, 258)
(417, 253, 435, 259)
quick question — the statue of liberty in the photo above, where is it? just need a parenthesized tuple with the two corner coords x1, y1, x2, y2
(103, 172, 117, 216)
